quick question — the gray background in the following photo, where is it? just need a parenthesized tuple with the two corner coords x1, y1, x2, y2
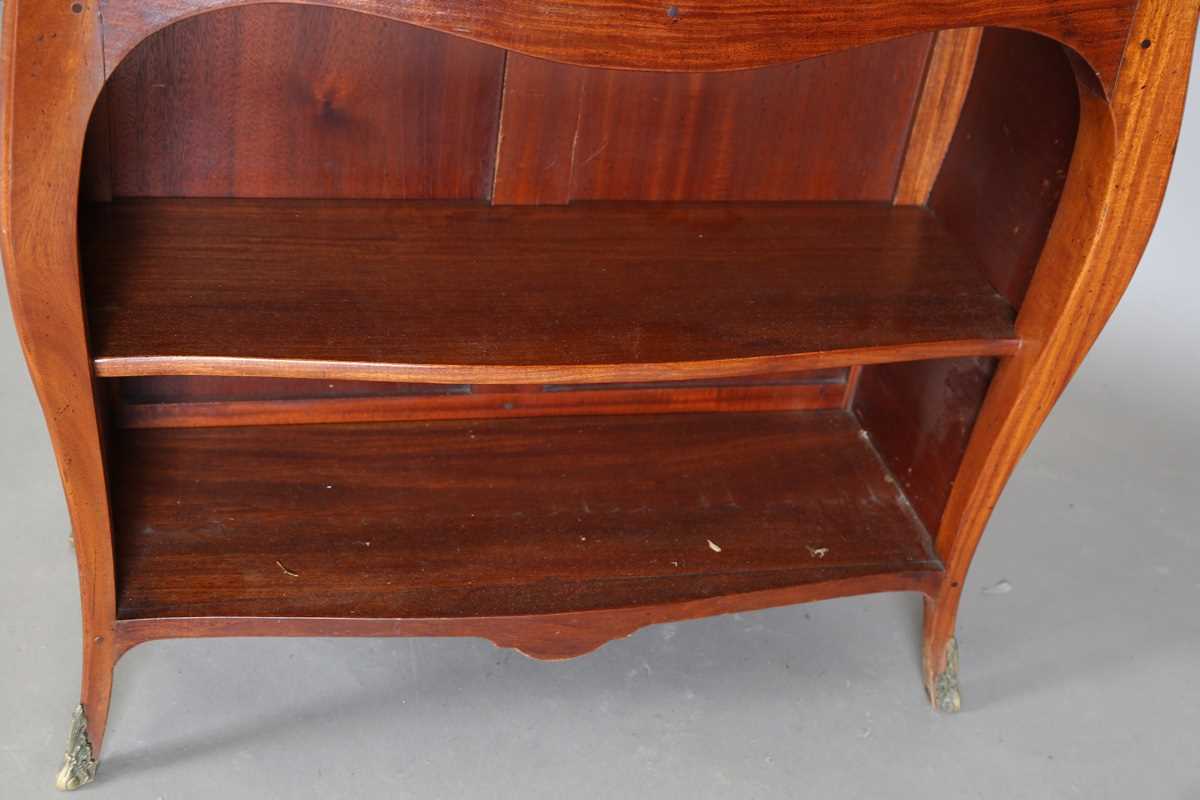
(2, 46, 1198, 800)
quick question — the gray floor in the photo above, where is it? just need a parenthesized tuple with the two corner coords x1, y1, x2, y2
(3, 52, 1200, 800)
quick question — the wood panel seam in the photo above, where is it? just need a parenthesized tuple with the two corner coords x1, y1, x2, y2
(489, 50, 510, 203)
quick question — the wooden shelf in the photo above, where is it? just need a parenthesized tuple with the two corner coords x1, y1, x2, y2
(83, 200, 1018, 384)
(4, 0, 1190, 767)
(112, 410, 942, 621)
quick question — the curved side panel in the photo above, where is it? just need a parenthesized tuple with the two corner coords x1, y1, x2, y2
(923, 0, 1200, 695)
(0, 0, 118, 753)
(99, 0, 1136, 86)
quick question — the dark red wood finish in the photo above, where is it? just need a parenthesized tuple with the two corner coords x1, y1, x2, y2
(97, 0, 1139, 89)
(82, 200, 1018, 383)
(98, 5, 505, 199)
(930, 28, 1081, 307)
(113, 370, 849, 405)
(3, 0, 1195, 775)
(112, 411, 940, 620)
(115, 568, 942, 662)
(496, 36, 933, 203)
(112, 371, 850, 428)
(854, 358, 996, 535)
(95, 10, 935, 206)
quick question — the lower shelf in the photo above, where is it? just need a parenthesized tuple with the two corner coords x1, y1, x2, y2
(112, 411, 942, 625)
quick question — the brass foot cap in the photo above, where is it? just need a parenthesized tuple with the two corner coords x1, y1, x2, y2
(55, 705, 97, 791)
(930, 637, 962, 714)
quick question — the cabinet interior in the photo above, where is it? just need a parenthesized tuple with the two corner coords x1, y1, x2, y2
(78, 6, 1080, 621)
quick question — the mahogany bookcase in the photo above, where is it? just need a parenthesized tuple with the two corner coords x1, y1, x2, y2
(2, 0, 1196, 790)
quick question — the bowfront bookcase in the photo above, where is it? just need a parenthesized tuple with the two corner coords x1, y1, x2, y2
(2, 0, 1196, 789)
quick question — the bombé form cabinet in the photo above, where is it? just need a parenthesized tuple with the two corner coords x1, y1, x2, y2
(2, 0, 1196, 789)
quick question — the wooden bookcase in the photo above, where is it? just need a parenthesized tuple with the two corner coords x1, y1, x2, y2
(2, 0, 1196, 789)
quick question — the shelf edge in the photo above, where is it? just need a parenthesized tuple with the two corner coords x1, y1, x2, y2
(93, 339, 1021, 384)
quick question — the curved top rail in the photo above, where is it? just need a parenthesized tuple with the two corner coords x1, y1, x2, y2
(100, 0, 1137, 90)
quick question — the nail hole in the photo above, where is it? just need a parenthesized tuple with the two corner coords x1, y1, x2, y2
(1141, 38, 1152, 49)
(666, 5, 679, 18)
(71, 2, 83, 12)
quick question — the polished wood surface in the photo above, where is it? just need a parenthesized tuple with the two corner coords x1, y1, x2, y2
(930, 28, 1080, 307)
(117, 375, 478, 403)
(854, 357, 995, 535)
(114, 383, 844, 428)
(112, 411, 940, 620)
(99, 0, 1137, 88)
(83, 200, 1018, 383)
(113, 372, 849, 428)
(113, 370, 847, 403)
(921, 0, 1200, 704)
(99, 5, 505, 198)
(571, 36, 930, 201)
(492, 54, 587, 205)
(114, 568, 942, 661)
(0, 0, 119, 756)
(893, 28, 981, 205)
(494, 36, 932, 203)
(2, 0, 1195, 771)
(97, 14, 931, 206)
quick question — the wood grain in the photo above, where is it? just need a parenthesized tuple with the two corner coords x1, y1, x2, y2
(893, 28, 982, 205)
(114, 370, 848, 403)
(921, 1, 1200, 703)
(82, 200, 1019, 384)
(1, 0, 1194, 758)
(505, 36, 934, 202)
(116, 375, 473, 404)
(101, 5, 505, 198)
(111, 411, 941, 622)
(105, 18, 933, 206)
(929, 28, 1080, 307)
(0, 0, 118, 756)
(574, 36, 932, 201)
(854, 357, 996, 535)
(491, 54, 587, 205)
(98, 0, 1138, 90)
(115, 383, 846, 428)
(114, 567, 942, 661)
(81, 86, 114, 203)
(112, 371, 849, 427)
